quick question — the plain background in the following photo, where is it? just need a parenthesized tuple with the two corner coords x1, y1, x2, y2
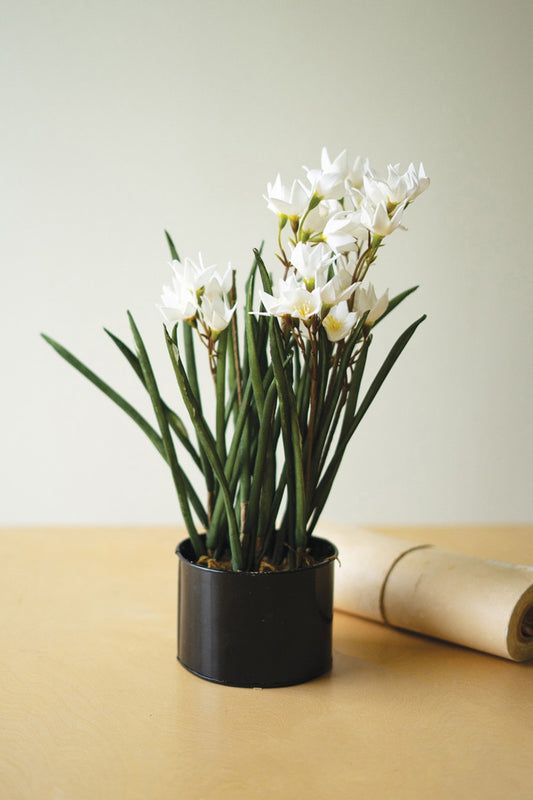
(2, 0, 532, 527)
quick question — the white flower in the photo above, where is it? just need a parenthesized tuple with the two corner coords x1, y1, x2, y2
(404, 162, 430, 201)
(308, 149, 370, 194)
(362, 162, 430, 210)
(353, 284, 389, 325)
(159, 258, 204, 328)
(203, 263, 233, 298)
(319, 268, 358, 308)
(200, 293, 236, 335)
(259, 274, 322, 323)
(159, 255, 236, 336)
(346, 155, 370, 192)
(363, 170, 406, 208)
(159, 281, 197, 328)
(304, 149, 346, 200)
(299, 198, 343, 237)
(198, 261, 235, 335)
(290, 242, 335, 284)
(265, 175, 309, 218)
(322, 301, 357, 342)
(319, 147, 349, 179)
(383, 162, 429, 203)
(176, 254, 219, 293)
(286, 286, 322, 322)
(360, 198, 407, 237)
(323, 210, 365, 253)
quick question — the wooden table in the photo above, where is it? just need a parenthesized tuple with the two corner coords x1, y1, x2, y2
(2, 525, 532, 799)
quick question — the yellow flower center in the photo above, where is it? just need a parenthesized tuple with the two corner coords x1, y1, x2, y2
(325, 316, 342, 334)
(295, 300, 315, 318)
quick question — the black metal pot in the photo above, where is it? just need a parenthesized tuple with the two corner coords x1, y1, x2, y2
(176, 535, 337, 688)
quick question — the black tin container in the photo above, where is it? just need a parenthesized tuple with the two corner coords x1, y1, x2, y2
(176, 536, 337, 688)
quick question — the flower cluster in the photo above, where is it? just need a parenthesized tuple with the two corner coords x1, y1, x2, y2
(43, 145, 429, 573)
(160, 254, 236, 342)
(159, 150, 428, 353)
(267, 149, 428, 244)
(263, 148, 428, 343)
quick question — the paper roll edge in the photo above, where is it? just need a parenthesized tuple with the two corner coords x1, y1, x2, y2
(507, 585, 533, 661)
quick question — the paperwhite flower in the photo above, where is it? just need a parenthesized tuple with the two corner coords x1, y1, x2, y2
(319, 147, 349, 179)
(198, 261, 235, 335)
(200, 293, 236, 335)
(286, 286, 322, 322)
(323, 211, 365, 253)
(404, 162, 430, 201)
(346, 155, 370, 192)
(174, 254, 220, 294)
(307, 149, 370, 194)
(362, 162, 430, 210)
(319, 268, 358, 308)
(159, 255, 236, 336)
(159, 258, 204, 327)
(304, 149, 346, 200)
(265, 175, 309, 218)
(300, 198, 344, 237)
(322, 301, 357, 342)
(203, 263, 233, 299)
(159, 281, 197, 327)
(259, 274, 322, 323)
(290, 242, 335, 284)
(363, 171, 404, 208)
(360, 198, 407, 237)
(353, 283, 389, 325)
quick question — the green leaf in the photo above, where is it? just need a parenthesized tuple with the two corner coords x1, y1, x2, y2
(181, 322, 215, 502)
(41, 333, 166, 460)
(376, 285, 419, 326)
(340, 336, 370, 440)
(104, 328, 202, 470)
(127, 313, 205, 558)
(206, 376, 255, 551)
(315, 327, 332, 428)
(42, 329, 208, 542)
(309, 314, 427, 533)
(309, 314, 368, 488)
(345, 315, 427, 440)
(254, 248, 273, 294)
(246, 261, 267, 416)
(164, 230, 180, 262)
(215, 328, 228, 464)
(177, 470, 209, 529)
(165, 330, 244, 570)
(243, 378, 278, 568)
(269, 316, 306, 558)
(254, 248, 306, 557)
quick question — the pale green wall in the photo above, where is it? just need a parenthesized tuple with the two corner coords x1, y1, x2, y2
(2, 0, 532, 524)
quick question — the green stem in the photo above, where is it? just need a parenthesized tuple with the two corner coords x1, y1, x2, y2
(244, 379, 278, 569)
(229, 272, 243, 409)
(127, 314, 205, 558)
(305, 330, 319, 495)
(165, 330, 244, 570)
(309, 314, 426, 533)
(215, 330, 228, 464)
(181, 323, 215, 520)
(104, 327, 202, 470)
(207, 377, 254, 550)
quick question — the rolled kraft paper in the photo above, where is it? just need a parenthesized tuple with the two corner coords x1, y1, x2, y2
(333, 528, 533, 661)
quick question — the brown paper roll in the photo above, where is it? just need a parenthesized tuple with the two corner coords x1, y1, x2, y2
(333, 528, 533, 661)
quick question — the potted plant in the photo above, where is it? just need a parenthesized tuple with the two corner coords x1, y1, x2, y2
(42, 148, 429, 687)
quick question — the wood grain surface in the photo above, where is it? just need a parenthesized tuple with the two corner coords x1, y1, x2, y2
(1, 525, 532, 799)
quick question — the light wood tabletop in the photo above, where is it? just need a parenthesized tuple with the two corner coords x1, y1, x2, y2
(2, 525, 532, 800)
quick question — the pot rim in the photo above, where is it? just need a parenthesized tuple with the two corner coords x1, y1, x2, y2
(175, 534, 338, 577)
